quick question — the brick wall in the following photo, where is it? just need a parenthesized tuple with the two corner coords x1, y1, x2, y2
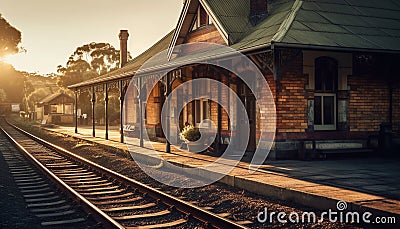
(392, 81, 400, 133)
(209, 75, 230, 131)
(145, 84, 161, 125)
(348, 75, 390, 132)
(186, 25, 225, 44)
(256, 74, 276, 138)
(276, 55, 308, 133)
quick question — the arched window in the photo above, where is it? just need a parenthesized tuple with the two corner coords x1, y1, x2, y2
(314, 57, 338, 130)
(315, 57, 338, 92)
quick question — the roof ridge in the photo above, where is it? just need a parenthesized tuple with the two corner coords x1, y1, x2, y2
(272, 0, 303, 43)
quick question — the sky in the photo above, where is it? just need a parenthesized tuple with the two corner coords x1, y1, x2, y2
(1, 0, 183, 75)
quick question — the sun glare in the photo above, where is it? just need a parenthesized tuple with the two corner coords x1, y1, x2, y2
(1, 54, 19, 66)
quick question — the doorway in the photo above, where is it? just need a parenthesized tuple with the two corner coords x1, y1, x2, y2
(238, 83, 256, 152)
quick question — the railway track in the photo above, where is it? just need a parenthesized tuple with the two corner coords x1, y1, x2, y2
(0, 131, 100, 228)
(0, 119, 247, 229)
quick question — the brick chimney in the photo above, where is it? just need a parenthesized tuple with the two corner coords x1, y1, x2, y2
(250, 0, 268, 26)
(119, 30, 129, 68)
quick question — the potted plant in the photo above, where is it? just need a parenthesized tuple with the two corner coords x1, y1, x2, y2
(180, 125, 203, 152)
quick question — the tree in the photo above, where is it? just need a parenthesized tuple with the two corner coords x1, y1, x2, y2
(57, 42, 130, 88)
(0, 88, 6, 102)
(0, 14, 23, 58)
(0, 62, 24, 103)
(25, 88, 50, 112)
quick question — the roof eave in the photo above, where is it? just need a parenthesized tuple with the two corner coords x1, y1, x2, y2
(272, 42, 400, 54)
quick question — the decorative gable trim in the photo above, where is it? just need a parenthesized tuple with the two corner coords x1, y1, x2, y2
(168, 0, 229, 59)
(199, 0, 229, 44)
(272, 0, 303, 42)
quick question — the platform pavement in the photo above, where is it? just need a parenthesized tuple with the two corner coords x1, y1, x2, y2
(44, 125, 400, 219)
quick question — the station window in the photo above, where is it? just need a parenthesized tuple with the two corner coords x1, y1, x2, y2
(50, 105, 58, 114)
(195, 99, 209, 128)
(64, 104, 73, 114)
(314, 56, 338, 131)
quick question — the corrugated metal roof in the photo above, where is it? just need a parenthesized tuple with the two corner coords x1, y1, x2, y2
(231, 0, 296, 50)
(205, 0, 251, 43)
(70, 0, 400, 88)
(39, 93, 72, 104)
(277, 0, 400, 50)
(232, 0, 400, 51)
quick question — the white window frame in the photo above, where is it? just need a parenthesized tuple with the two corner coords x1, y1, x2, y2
(195, 98, 210, 128)
(314, 93, 336, 131)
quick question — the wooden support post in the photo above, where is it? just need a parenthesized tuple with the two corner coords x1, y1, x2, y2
(139, 77, 144, 147)
(105, 83, 109, 140)
(91, 86, 96, 137)
(119, 80, 124, 143)
(216, 72, 222, 153)
(165, 73, 171, 153)
(74, 89, 78, 134)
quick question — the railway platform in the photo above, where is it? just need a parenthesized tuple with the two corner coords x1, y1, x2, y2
(45, 125, 400, 219)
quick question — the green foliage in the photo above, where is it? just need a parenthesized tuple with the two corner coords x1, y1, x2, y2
(92, 93, 120, 124)
(0, 14, 23, 58)
(23, 72, 59, 112)
(0, 62, 24, 103)
(180, 125, 201, 142)
(57, 42, 131, 88)
(0, 88, 6, 102)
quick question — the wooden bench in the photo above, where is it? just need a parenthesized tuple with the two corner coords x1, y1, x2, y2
(123, 125, 135, 137)
(301, 140, 373, 160)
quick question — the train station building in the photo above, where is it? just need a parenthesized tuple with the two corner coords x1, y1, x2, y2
(69, 0, 400, 159)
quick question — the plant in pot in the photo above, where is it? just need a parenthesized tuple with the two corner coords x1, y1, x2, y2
(180, 125, 203, 152)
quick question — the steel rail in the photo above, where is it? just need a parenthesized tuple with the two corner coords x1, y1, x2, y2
(0, 124, 124, 229)
(5, 120, 248, 229)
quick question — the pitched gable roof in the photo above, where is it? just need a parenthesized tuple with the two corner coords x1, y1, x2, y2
(233, 0, 400, 52)
(277, 0, 400, 51)
(69, 0, 400, 89)
(202, 0, 252, 43)
(38, 93, 72, 104)
(171, 0, 400, 52)
(168, 0, 230, 58)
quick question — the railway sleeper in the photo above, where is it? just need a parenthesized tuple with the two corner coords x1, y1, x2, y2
(62, 176, 105, 182)
(15, 180, 47, 186)
(27, 199, 67, 208)
(35, 209, 77, 218)
(101, 202, 156, 212)
(85, 192, 135, 201)
(9, 169, 36, 174)
(23, 191, 56, 198)
(68, 181, 114, 189)
(40, 217, 86, 227)
(19, 184, 50, 191)
(74, 185, 121, 192)
(79, 188, 126, 196)
(29, 204, 73, 213)
(94, 196, 143, 205)
(56, 173, 98, 180)
(125, 218, 187, 229)
(25, 195, 61, 203)
(112, 209, 171, 220)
